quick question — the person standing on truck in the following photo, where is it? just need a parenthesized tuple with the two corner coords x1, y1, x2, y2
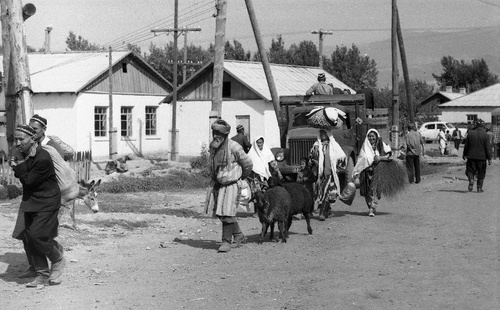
(306, 73, 334, 96)
(356, 80, 375, 110)
(353, 129, 393, 217)
(309, 129, 347, 221)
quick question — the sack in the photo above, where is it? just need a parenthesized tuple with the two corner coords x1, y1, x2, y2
(42, 145, 79, 205)
(237, 179, 252, 213)
(339, 182, 356, 206)
(47, 135, 75, 160)
(306, 106, 346, 129)
(216, 164, 242, 185)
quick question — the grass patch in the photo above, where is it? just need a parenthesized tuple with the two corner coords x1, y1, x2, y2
(89, 219, 150, 230)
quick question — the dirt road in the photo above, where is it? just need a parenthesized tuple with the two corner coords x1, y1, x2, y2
(1, 163, 499, 310)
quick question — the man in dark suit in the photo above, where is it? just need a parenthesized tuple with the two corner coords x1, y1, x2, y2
(231, 125, 252, 153)
(10, 125, 66, 287)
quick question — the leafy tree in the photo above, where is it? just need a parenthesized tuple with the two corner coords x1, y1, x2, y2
(323, 44, 377, 90)
(65, 31, 102, 51)
(432, 56, 499, 92)
(288, 40, 318, 66)
(127, 43, 142, 56)
(269, 35, 289, 64)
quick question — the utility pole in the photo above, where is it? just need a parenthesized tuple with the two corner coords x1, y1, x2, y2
(181, 26, 201, 83)
(43, 25, 52, 53)
(211, 0, 226, 123)
(391, 0, 400, 154)
(1, 1, 36, 148)
(396, 8, 414, 125)
(152, 1, 203, 161)
(311, 29, 333, 68)
(108, 46, 117, 161)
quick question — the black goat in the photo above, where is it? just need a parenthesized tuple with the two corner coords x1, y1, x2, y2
(253, 186, 291, 243)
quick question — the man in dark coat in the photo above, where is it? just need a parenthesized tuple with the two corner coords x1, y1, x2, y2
(231, 125, 252, 153)
(463, 119, 492, 192)
(10, 125, 66, 287)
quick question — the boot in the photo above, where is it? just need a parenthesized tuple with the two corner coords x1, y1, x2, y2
(19, 238, 37, 279)
(47, 244, 66, 283)
(468, 177, 474, 192)
(232, 222, 246, 248)
(218, 223, 234, 253)
(26, 275, 50, 287)
(318, 203, 326, 221)
(477, 178, 484, 193)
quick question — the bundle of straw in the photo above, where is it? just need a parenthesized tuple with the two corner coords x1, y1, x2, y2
(373, 159, 407, 200)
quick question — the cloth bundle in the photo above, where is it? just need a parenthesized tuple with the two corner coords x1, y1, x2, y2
(306, 106, 346, 129)
(339, 182, 356, 206)
(373, 159, 407, 200)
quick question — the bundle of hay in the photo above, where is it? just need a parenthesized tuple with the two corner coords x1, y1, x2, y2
(306, 106, 346, 129)
(373, 159, 407, 200)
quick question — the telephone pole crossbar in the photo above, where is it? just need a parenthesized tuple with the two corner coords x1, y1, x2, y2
(311, 29, 333, 68)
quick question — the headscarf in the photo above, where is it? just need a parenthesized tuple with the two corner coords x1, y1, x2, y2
(315, 129, 346, 192)
(247, 135, 275, 179)
(353, 128, 391, 176)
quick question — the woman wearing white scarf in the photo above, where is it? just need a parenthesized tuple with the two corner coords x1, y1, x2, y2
(310, 129, 347, 221)
(437, 128, 447, 155)
(353, 128, 392, 217)
(247, 136, 282, 189)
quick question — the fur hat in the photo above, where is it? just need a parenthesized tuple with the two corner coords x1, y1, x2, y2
(15, 125, 36, 137)
(317, 72, 326, 81)
(211, 119, 231, 135)
(30, 114, 47, 127)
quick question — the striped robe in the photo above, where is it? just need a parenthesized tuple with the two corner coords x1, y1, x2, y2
(213, 140, 253, 217)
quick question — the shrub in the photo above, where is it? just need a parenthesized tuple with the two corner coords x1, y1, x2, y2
(6, 184, 22, 199)
(0, 185, 9, 200)
(190, 144, 210, 177)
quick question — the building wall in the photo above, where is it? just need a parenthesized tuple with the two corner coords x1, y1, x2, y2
(34, 93, 171, 160)
(440, 107, 494, 123)
(176, 99, 280, 159)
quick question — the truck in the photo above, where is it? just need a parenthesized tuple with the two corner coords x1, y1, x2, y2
(272, 94, 389, 191)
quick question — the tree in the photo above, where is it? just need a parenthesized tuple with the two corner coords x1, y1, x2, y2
(432, 56, 499, 92)
(65, 31, 102, 51)
(127, 43, 142, 56)
(323, 44, 378, 90)
(269, 35, 289, 64)
(288, 40, 318, 66)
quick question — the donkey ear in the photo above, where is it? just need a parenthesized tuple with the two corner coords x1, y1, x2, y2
(95, 179, 102, 187)
(89, 180, 95, 187)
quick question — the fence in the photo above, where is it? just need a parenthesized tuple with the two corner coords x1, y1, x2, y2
(0, 150, 92, 185)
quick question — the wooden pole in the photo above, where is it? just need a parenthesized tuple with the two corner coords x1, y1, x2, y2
(311, 29, 333, 69)
(211, 0, 226, 118)
(391, 0, 400, 152)
(396, 8, 414, 125)
(108, 46, 116, 160)
(170, 0, 179, 161)
(1, 0, 35, 148)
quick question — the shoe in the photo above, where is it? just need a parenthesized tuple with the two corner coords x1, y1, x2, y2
(26, 276, 49, 287)
(19, 269, 37, 279)
(233, 234, 247, 248)
(368, 208, 375, 217)
(318, 214, 325, 221)
(468, 184, 473, 192)
(49, 256, 67, 282)
(217, 241, 231, 253)
(477, 187, 484, 193)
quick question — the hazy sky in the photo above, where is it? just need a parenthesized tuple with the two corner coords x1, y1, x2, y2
(16, 0, 500, 54)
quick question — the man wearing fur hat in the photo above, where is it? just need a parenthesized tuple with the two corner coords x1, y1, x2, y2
(306, 73, 334, 96)
(29, 114, 65, 159)
(10, 125, 66, 287)
(209, 119, 253, 252)
(231, 124, 252, 153)
(463, 119, 492, 192)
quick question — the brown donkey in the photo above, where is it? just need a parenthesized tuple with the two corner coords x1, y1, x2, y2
(59, 179, 101, 229)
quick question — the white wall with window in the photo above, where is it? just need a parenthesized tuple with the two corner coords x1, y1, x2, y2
(440, 108, 493, 125)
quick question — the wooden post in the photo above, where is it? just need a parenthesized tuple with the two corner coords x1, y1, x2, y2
(108, 46, 116, 160)
(1, 0, 35, 149)
(311, 29, 333, 69)
(212, 0, 226, 119)
(396, 8, 414, 125)
(170, 0, 179, 161)
(391, 0, 399, 153)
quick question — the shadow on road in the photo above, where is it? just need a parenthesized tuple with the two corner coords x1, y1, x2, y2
(0, 252, 30, 285)
(437, 189, 470, 194)
(331, 210, 391, 217)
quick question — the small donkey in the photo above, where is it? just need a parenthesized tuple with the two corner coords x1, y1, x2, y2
(58, 179, 101, 230)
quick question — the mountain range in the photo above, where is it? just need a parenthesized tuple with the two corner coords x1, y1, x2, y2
(325, 27, 499, 88)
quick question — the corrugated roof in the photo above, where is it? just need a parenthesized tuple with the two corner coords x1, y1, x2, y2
(439, 83, 500, 108)
(438, 91, 464, 100)
(223, 61, 355, 101)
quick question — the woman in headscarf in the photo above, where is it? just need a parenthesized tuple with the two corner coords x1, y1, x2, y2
(247, 136, 282, 189)
(309, 129, 347, 221)
(437, 128, 447, 155)
(352, 128, 393, 217)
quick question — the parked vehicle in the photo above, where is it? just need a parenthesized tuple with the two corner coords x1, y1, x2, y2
(418, 121, 461, 142)
(271, 94, 389, 191)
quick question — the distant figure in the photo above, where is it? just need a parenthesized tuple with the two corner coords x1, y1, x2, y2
(445, 130, 452, 142)
(463, 119, 492, 192)
(401, 123, 425, 184)
(356, 80, 375, 110)
(486, 127, 495, 160)
(437, 128, 447, 156)
(231, 125, 252, 153)
(306, 73, 334, 96)
(492, 118, 500, 159)
(452, 127, 462, 150)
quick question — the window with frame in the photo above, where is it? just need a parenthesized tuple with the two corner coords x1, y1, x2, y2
(121, 107, 133, 137)
(94, 107, 107, 137)
(467, 114, 477, 124)
(145, 106, 157, 136)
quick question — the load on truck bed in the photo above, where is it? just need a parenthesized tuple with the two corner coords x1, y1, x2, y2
(272, 94, 389, 191)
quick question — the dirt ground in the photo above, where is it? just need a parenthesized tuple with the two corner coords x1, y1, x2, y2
(1, 156, 499, 310)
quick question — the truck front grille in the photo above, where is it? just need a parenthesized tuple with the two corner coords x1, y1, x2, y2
(289, 139, 316, 165)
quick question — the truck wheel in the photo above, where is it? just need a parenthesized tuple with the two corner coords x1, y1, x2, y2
(339, 156, 354, 191)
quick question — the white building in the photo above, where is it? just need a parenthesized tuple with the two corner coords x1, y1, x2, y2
(439, 83, 500, 124)
(0, 52, 172, 160)
(166, 60, 354, 160)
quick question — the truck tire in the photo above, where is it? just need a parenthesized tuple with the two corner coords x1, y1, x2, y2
(339, 156, 354, 191)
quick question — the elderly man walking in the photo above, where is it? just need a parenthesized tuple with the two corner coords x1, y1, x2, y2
(10, 125, 66, 287)
(208, 120, 253, 253)
(463, 119, 492, 193)
(401, 123, 425, 184)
